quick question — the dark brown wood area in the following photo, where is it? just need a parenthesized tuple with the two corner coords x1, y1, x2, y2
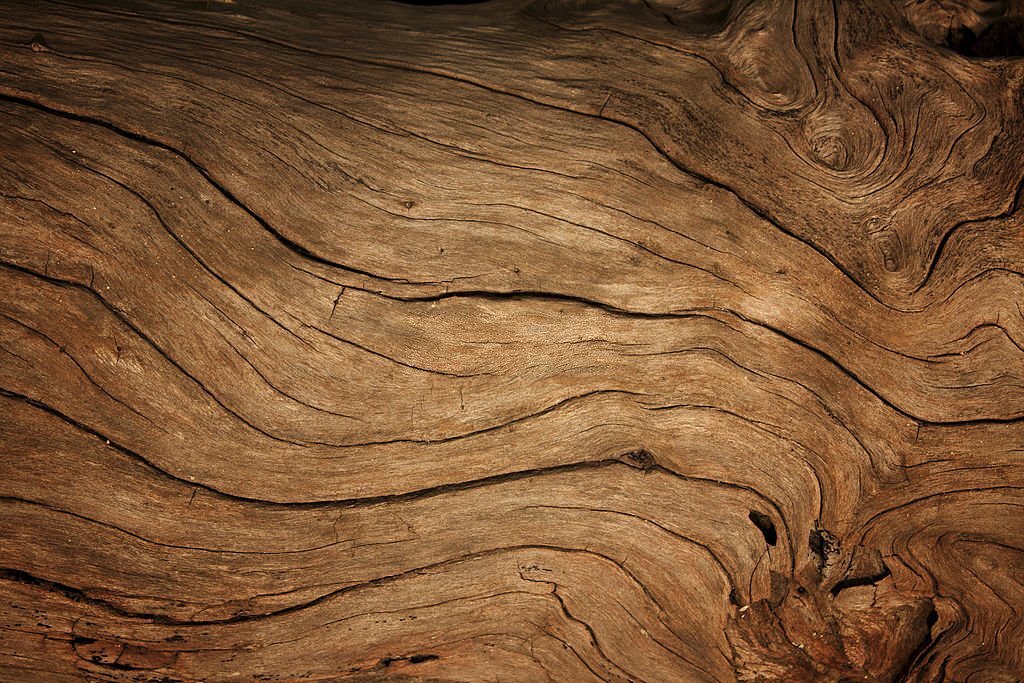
(1, 0, 1023, 680)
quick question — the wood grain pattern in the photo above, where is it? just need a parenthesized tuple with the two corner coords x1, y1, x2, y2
(1, 0, 1023, 680)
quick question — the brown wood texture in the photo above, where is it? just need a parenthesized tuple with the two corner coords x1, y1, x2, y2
(2, 0, 1024, 680)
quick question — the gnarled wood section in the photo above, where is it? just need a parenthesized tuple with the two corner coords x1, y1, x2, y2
(0, 0, 1023, 680)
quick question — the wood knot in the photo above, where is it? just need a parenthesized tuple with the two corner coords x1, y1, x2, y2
(29, 32, 50, 53)
(808, 132, 849, 171)
(865, 218, 904, 273)
(621, 448, 655, 471)
(801, 108, 880, 174)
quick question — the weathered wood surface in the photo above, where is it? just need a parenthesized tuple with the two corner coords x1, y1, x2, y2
(1, 0, 1023, 680)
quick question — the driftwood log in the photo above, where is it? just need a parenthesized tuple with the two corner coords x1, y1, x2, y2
(2, 0, 1024, 680)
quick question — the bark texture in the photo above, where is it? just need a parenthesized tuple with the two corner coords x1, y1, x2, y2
(1, 0, 1024, 680)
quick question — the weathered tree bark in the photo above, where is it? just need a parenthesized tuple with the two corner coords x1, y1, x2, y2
(1, 0, 1023, 680)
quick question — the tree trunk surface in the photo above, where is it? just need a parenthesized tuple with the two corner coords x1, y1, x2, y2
(1, 0, 1023, 680)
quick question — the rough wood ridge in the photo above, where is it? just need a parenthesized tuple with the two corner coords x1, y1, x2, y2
(1, 0, 1023, 680)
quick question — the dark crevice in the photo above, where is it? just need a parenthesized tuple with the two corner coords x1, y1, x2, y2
(893, 606, 940, 683)
(748, 510, 777, 546)
(380, 653, 439, 667)
(621, 448, 656, 471)
(2, 568, 97, 611)
(809, 526, 839, 572)
(829, 562, 891, 596)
